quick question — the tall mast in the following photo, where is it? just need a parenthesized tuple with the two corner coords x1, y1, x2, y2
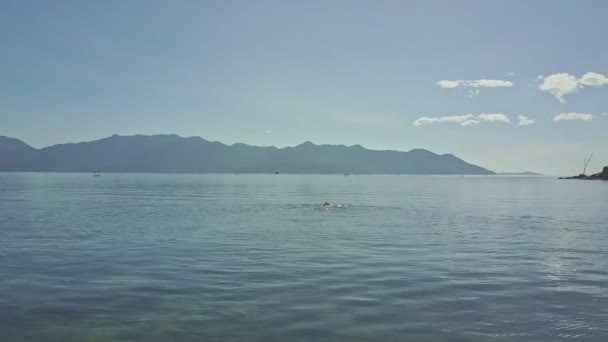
(583, 153, 594, 175)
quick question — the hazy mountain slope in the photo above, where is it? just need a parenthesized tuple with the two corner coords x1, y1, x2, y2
(0, 136, 37, 171)
(0, 134, 494, 174)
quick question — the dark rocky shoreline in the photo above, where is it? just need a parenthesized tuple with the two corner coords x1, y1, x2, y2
(559, 166, 608, 180)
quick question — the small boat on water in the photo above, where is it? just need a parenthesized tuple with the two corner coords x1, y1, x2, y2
(92, 171, 101, 177)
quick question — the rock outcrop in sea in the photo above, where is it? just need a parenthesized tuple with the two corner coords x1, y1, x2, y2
(560, 166, 608, 180)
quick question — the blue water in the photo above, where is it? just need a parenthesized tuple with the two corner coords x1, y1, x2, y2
(1, 173, 607, 341)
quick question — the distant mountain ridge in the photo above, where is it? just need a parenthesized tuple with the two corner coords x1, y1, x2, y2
(497, 171, 542, 176)
(0, 134, 494, 174)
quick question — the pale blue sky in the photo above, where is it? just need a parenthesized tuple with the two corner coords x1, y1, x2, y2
(1, 0, 607, 174)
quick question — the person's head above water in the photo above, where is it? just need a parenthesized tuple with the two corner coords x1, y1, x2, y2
(324, 202, 330, 206)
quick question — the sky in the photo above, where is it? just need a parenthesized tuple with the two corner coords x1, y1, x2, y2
(1, 0, 607, 175)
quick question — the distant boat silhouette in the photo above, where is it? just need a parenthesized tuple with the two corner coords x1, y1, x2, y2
(92, 170, 101, 177)
(274, 171, 280, 174)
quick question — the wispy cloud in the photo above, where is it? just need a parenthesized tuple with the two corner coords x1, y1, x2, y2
(465, 89, 480, 98)
(478, 113, 511, 124)
(506, 72, 515, 77)
(517, 115, 535, 126)
(437, 78, 513, 98)
(413, 113, 511, 127)
(553, 113, 593, 122)
(413, 114, 476, 127)
(466, 80, 514, 88)
(539, 72, 608, 103)
(437, 80, 462, 88)
(438, 79, 514, 89)
(265, 130, 271, 134)
(602, 113, 608, 116)
(460, 118, 480, 126)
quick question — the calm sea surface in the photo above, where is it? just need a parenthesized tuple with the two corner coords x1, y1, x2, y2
(1, 173, 607, 341)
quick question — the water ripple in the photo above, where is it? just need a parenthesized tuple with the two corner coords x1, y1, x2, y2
(1, 173, 607, 341)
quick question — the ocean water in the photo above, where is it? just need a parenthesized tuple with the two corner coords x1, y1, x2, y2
(1, 173, 607, 342)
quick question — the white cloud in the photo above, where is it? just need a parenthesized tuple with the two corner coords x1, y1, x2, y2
(467, 79, 514, 88)
(438, 79, 513, 89)
(478, 113, 511, 124)
(507, 72, 515, 77)
(438, 78, 513, 98)
(602, 113, 608, 116)
(413, 113, 511, 127)
(413, 114, 475, 127)
(553, 113, 593, 122)
(461, 119, 480, 126)
(412, 117, 435, 127)
(265, 130, 271, 134)
(518, 115, 535, 126)
(579, 72, 608, 87)
(538, 73, 579, 103)
(437, 80, 462, 88)
(539, 72, 608, 102)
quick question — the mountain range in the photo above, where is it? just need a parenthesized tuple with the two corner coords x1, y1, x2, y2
(497, 172, 542, 176)
(0, 134, 494, 174)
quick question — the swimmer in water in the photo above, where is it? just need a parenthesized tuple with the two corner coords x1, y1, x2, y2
(321, 202, 335, 210)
